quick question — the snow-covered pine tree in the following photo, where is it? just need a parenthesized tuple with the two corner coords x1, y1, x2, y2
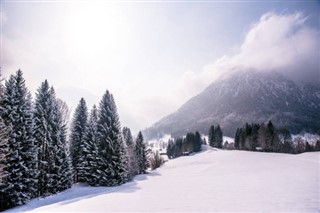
(81, 105, 101, 185)
(34, 80, 72, 196)
(135, 131, 148, 174)
(69, 98, 88, 183)
(0, 115, 11, 211)
(0, 70, 38, 208)
(50, 87, 73, 192)
(123, 127, 138, 179)
(0, 69, 12, 211)
(97, 90, 127, 186)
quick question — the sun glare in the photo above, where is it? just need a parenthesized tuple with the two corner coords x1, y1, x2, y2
(63, 3, 130, 62)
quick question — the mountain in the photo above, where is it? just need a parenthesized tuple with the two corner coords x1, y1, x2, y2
(144, 71, 320, 139)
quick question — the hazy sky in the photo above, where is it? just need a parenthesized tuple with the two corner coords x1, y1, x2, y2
(1, 1, 319, 133)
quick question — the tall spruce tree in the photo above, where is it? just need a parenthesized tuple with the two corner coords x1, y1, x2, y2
(214, 125, 223, 148)
(194, 131, 202, 152)
(0, 115, 11, 211)
(0, 69, 12, 210)
(69, 98, 88, 183)
(265, 121, 281, 152)
(123, 127, 139, 180)
(33, 80, 72, 196)
(81, 105, 100, 185)
(209, 124, 223, 148)
(96, 90, 127, 186)
(135, 131, 148, 174)
(0, 70, 37, 208)
(234, 128, 240, 150)
(208, 125, 215, 147)
(51, 87, 73, 192)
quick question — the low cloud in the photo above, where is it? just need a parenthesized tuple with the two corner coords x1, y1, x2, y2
(177, 12, 320, 102)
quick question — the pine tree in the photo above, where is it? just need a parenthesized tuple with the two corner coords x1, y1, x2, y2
(208, 125, 223, 148)
(166, 139, 175, 159)
(123, 126, 138, 180)
(69, 98, 88, 183)
(34, 80, 72, 196)
(194, 131, 202, 152)
(234, 128, 240, 150)
(0, 70, 38, 208)
(0, 70, 12, 210)
(208, 125, 215, 147)
(81, 105, 100, 185)
(51, 88, 73, 192)
(315, 140, 320, 151)
(251, 124, 259, 151)
(135, 131, 148, 174)
(184, 132, 195, 153)
(265, 121, 281, 152)
(305, 142, 313, 152)
(214, 125, 223, 148)
(96, 90, 127, 186)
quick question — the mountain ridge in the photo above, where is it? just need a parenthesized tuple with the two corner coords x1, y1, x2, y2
(144, 70, 320, 139)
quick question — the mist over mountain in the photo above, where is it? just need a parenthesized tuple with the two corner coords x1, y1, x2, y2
(144, 70, 320, 139)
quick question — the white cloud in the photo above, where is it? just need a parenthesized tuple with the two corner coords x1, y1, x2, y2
(176, 12, 320, 103)
(234, 12, 319, 76)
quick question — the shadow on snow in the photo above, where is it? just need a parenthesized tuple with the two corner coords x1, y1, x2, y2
(5, 171, 161, 213)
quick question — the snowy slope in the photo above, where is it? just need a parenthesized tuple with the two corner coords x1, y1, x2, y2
(6, 147, 320, 212)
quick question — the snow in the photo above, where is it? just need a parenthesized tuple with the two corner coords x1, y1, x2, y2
(5, 146, 320, 212)
(202, 135, 234, 145)
(292, 133, 320, 145)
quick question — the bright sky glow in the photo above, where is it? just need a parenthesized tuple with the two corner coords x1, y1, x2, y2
(1, 1, 319, 133)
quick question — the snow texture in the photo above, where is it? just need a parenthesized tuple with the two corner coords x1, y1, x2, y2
(5, 146, 320, 212)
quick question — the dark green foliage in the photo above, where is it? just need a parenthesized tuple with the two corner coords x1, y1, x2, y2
(81, 105, 101, 186)
(237, 121, 281, 152)
(234, 128, 240, 150)
(69, 98, 88, 183)
(208, 125, 223, 148)
(166, 131, 202, 159)
(208, 125, 215, 147)
(233, 121, 320, 154)
(239, 123, 259, 151)
(215, 125, 223, 148)
(315, 140, 320, 151)
(96, 90, 128, 186)
(183, 132, 195, 154)
(0, 69, 10, 211)
(305, 142, 313, 152)
(135, 131, 148, 174)
(264, 121, 281, 152)
(194, 131, 202, 152)
(33, 80, 72, 196)
(166, 139, 175, 159)
(0, 70, 38, 208)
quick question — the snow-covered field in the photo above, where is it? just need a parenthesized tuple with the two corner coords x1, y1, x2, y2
(6, 146, 320, 212)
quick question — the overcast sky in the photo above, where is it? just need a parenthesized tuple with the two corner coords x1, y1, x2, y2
(1, 1, 319, 133)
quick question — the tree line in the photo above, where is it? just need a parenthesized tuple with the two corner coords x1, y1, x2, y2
(234, 121, 320, 153)
(166, 125, 224, 159)
(167, 131, 202, 159)
(0, 70, 149, 211)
